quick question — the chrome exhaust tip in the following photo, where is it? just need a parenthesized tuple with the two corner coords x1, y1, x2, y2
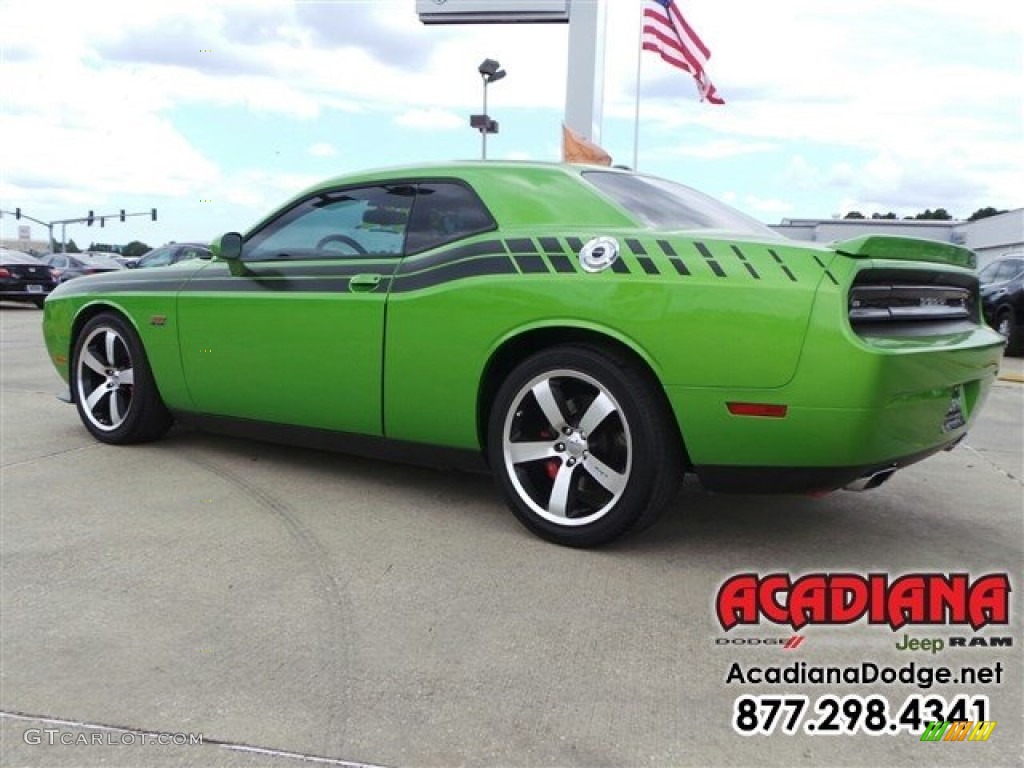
(844, 467, 897, 492)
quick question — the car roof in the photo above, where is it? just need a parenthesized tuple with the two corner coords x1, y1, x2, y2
(146, 242, 211, 252)
(0, 248, 38, 264)
(76, 253, 123, 266)
(244, 162, 636, 236)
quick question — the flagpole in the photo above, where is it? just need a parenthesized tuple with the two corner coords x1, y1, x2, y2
(632, 0, 645, 170)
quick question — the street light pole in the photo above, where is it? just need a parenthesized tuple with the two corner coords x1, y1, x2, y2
(472, 58, 506, 161)
(482, 79, 489, 160)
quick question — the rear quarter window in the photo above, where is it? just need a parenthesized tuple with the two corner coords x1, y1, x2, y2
(582, 171, 779, 237)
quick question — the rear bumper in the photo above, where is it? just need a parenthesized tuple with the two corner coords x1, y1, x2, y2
(0, 288, 52, 300)
(666, 323, 1004, 472)
(694, 439, 961, 494)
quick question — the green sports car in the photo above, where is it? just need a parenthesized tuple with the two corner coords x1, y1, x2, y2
(42, 162, 1005, 546)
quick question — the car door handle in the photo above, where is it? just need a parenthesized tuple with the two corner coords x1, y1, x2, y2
(349, 273, 383, 292)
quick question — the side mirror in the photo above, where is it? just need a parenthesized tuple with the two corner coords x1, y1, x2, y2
(218, 232, 243, 261)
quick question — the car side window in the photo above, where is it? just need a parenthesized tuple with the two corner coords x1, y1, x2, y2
(992, 261, 1018, 282)
(1000, 259, 1024, 281)
(182, 246, 211, 261)
(140, 247, 174, 268)
(404, 182, 496, 254)
(978, 262, 999, 284)
(244, 186, 414, 262)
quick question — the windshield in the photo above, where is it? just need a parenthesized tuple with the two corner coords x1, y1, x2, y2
(583, 171, 779, 237)
(80, 254, 124, 268)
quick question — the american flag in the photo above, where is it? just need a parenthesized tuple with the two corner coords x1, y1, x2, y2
(642, 0, 725, 105)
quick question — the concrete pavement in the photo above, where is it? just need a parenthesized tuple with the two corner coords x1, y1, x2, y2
(2, 304, 1021, 767)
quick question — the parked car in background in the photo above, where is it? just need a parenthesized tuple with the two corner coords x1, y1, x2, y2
(129, 242, 212, 269)
(0, 248, 59, 308)
(40, 252, 124, 283)
(979, 252, 1024, 355)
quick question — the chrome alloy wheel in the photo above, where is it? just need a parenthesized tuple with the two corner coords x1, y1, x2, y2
(75, 326, 136, 432)
(502, 369, 632, 527)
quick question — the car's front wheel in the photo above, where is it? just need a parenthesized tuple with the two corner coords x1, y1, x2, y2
(488, 344, 682, 547)
(72, 312, 173, 444)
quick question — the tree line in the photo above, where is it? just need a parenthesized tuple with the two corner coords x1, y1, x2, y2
(843, 207, 1006, 222)
(52, 240, 152, 257)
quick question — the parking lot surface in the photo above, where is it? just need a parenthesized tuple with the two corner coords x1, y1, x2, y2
(2, 303, 1021, 767)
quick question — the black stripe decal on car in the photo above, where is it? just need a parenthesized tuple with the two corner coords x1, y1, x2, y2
(538, 236, 562, 253)
(636, 257, 659, 275)
(493, 235, 537, 272)
(514, 254, 550, 274)
(391, 255, 517, 293)
(75, 278, 187, 293)
(768, 249, 798, 282)
(657, 240, 690, 276)
(185, 277, 359, 293)
(547, 253, 576, 273)
(695, 242, 726, 277)
(398, 239, 506, 274)
(626, 238, 647, 255)
(610, 258, 629, 274)
(505, 237, 537, 253)
(566, 237, 585, 253)
(809, 253, 839, 285)
(730, 245, 760, 279)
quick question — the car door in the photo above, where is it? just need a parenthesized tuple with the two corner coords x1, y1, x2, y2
(176, 184, 414, 435)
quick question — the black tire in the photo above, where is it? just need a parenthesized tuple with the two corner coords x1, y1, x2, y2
(487, 344, 682, 547)
(996, 309, 1022, 356)
(72, 312, 173, 444)
(32, 298, 45, 309)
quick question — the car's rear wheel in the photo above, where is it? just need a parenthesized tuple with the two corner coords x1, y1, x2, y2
(72, 312, 173, 443)
(487, 344, 681, 547)
(996, 309, 1021, 355)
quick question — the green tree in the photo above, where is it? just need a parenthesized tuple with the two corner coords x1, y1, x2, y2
(871, 212, 897, 220)
(65, 239, 81, 253)
(968, 207, 1006, 222)
(911, 208, 953, 220)
(843, 211, 865, 219)
(121, 240, 151, 258)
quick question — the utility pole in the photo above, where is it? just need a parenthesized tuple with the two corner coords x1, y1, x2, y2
(0, 209, 54, 252)
(51, 209, 158, 252)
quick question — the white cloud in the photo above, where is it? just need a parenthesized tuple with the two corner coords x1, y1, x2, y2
(308, 142, 338, 158)
(394, 108, 464, 131)
(744, 196, 793, 215)
(0, 0, 1019, 233)
(651, 139, 778, 161)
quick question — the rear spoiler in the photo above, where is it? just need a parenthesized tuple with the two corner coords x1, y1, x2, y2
(831, 236, 976, 270)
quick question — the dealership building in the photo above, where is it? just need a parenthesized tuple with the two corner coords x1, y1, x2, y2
(771, 208, 1023, 268)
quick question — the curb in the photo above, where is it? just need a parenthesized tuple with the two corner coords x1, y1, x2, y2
(997, 373, 1024, 384)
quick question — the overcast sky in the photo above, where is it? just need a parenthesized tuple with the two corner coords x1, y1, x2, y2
(1, 0, 1021, 248)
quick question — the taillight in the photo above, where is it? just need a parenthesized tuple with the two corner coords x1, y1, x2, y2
(0, 268, 10, 278)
